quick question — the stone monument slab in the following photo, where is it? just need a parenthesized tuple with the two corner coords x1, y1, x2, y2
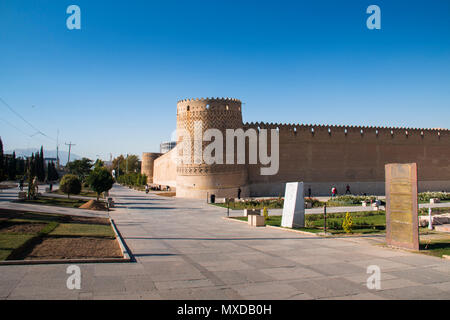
(385, 163, 419, 250)
(281, 182, 305, 228)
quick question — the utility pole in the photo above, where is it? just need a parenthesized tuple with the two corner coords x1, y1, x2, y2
(56, 129, 60, 168)
(126, 153, 128, 174)
(65, 142, 76, 164)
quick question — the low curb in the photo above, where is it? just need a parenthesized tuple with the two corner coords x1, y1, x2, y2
(0, 219, 131, 266)
(222, 217, 319, 236)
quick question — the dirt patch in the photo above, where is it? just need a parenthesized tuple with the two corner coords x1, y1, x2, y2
(65, 216, 110, 225)
(156, 192, 176, 197)
(0, 222, 46, 234)
(79, 200, 108, 211)
(24, 237, 123, 260)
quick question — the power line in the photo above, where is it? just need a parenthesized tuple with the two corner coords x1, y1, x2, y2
(0, 117, 33, 137)
(0, 96, 56, 142)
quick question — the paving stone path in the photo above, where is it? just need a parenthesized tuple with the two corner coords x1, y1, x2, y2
(0, 184, 449, 299)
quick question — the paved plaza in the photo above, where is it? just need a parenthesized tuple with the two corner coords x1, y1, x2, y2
(0, 185, 449, 299)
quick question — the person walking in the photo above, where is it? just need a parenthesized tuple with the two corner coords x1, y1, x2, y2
(237, 187, 241, 199)
(308, 187, 312, 198)
(331, 187, 337, 198)
(345, 185, 351, 194)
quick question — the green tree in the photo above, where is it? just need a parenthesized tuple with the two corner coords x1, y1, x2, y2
(87, 167, 114, 200)
(60, 174, 82, 199)
(0, 137, 5, 181)
(35, 146, 46, 182)
(67, 158, 93, 182)
(7, 151, 16, 180)
(47, 161, 59, 181)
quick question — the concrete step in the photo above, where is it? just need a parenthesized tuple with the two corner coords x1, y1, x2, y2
(434, 224, 450, 233)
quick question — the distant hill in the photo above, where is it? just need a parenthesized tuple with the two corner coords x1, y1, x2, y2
(4, 148, 82, 165)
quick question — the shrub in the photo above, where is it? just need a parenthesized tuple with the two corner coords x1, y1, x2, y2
(87, 167, 114, 200)
(60, 174, 81, 199)
(342, 212, 353, 233)
(263, 207, 269, 221)
(418, 192, 450, 202)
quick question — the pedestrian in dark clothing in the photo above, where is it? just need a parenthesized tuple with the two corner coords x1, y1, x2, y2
(345, 185, 351, 194)
(237, 187, 241, 199)
(308, 187, 312, 198)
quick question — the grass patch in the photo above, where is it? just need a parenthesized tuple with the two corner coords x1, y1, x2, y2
(18, 196, 86, 208)
(52, 188, 100, 198)
(50, 223, 115, 238)
(419, 239, 450, 258)
(0, 208, 118, 261)
(231, 211, 387, 235)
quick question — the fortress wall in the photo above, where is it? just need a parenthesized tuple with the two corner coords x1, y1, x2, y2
(153, 147, 177, 188)
(141, 152, 163, 184)
(175, 98, 248, 199)
(244, 123, 450, 196)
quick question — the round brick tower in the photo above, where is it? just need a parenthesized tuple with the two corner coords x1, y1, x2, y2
(175, 97, 249, 199)
(141, 152, 162, 184)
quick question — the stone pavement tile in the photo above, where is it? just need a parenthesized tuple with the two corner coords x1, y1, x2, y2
(94, 262, 146, 277)
(377, 278, 422, 290)
(200, 260, 254, 272)
(322, 292, 386, 300)
(230, 282, 298, 297)
(9, 275, 70, 297)
(387, 268, 450, 284)
(185, 252, 235, 264)
(289, 277, 369, 299)
(306, 262, 367, 276)
(342, 272, 397, 285)
(0, 265, 29, 281)
(375, 285, 450, 300)
(429, 281, 450, 292)
(244, 291, 313, 300)
(387, 255, 444, 267)
(258, 266, 323, 281)
(431, 264, 450, 273)
(211, 269, 276, 285)
(287, 254, 342, 266)
(92, 276, 126, 294)
(346, 247, 413, 258)
(124, 275, 156, 292)
(158, 286, 242, 300)
(0, 280, 20, 299)
(243, 256, 297, 269)
(347, 257, 413, 271)
(78, 292, 94, 300)
(93, 291, 162, 300)
(154, 279, 215, 290)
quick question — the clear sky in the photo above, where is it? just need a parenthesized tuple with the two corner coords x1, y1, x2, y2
(1, 0, 449, 160)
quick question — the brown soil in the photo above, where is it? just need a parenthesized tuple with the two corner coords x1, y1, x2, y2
(0, 222, 46, 234)
(79, 200, 108, 211)
(65, 215, 110, 225)
(24, 237, 123, 260)
(156, 192, 176, 197)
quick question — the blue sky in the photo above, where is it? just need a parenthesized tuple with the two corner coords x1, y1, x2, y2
(1, 0, 449, 160)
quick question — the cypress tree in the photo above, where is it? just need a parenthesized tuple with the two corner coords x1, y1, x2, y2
(0, 137, 4, 181)
(8, 151, 16, 180)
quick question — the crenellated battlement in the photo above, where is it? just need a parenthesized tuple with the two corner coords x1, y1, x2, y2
(177, 97, 241, 103)
(177, 97, 242, 113)
(242, 122, 449, 139)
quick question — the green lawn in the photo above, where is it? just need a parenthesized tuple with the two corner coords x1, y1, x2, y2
(18, 196, 86, 208)
(232, 211, 387, 235)
(0, 234, 35, 260)
(0, 209, 115, 261)
(52, 188, 100, 198)
(50, 223, 115, 238)
(419, 239, 450, 258)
